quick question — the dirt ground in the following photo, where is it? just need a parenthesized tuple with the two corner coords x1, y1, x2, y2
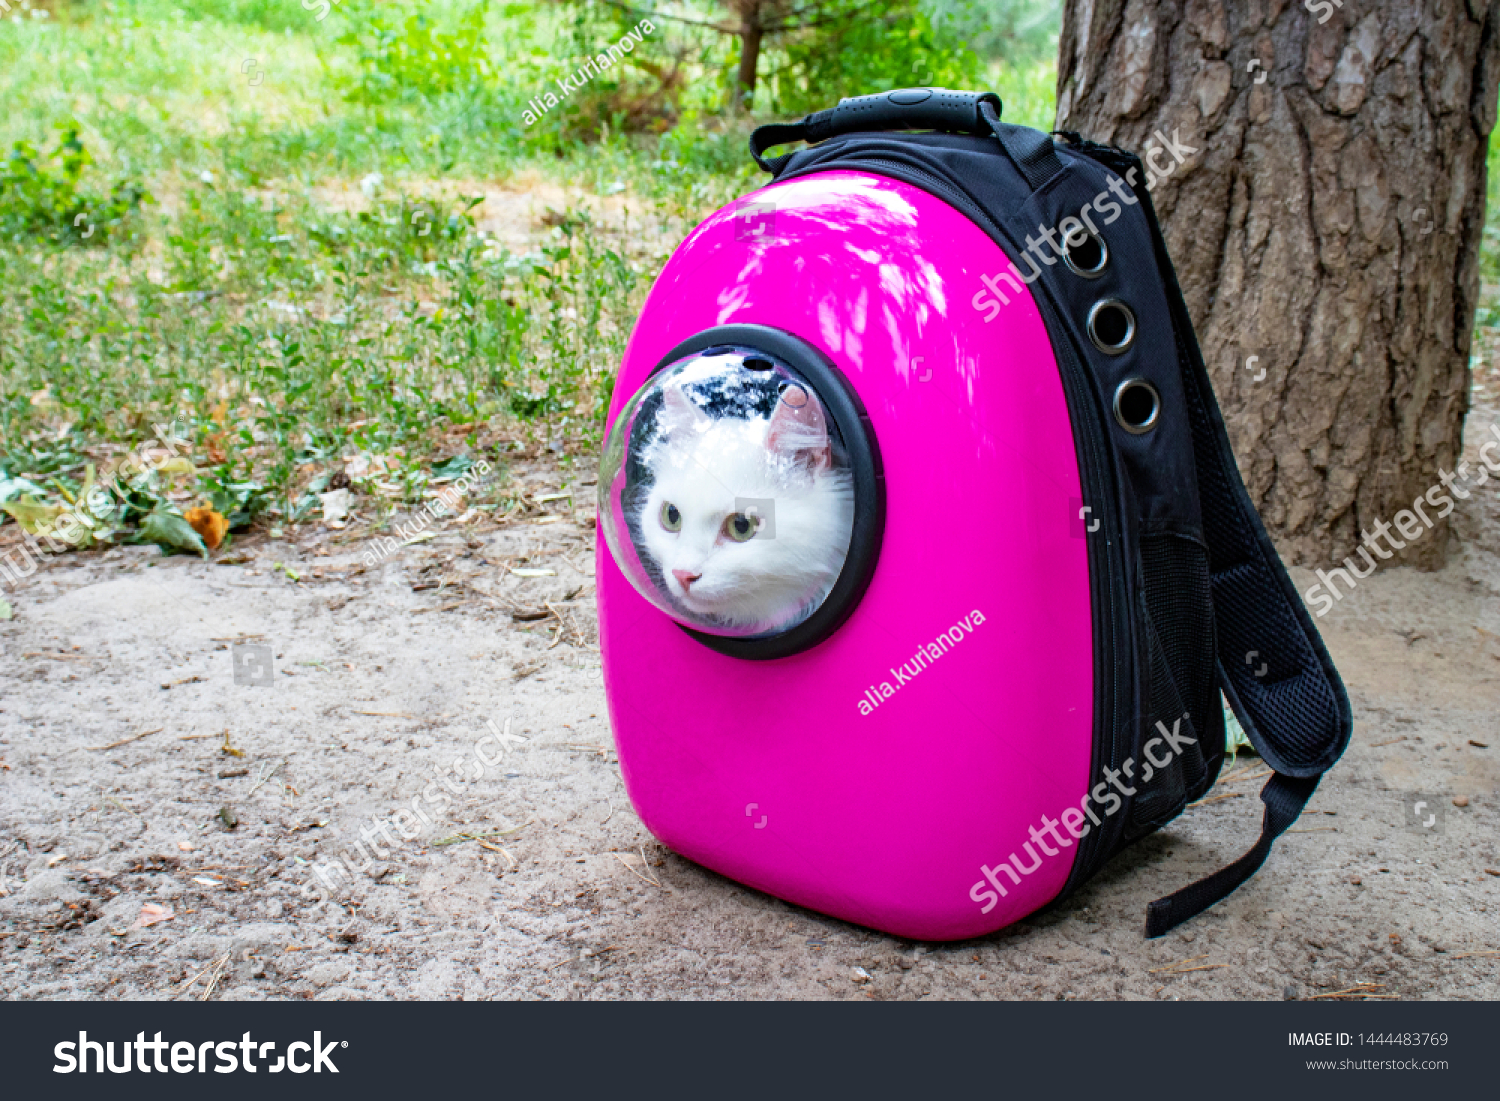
(2, 408, 1499, 1004)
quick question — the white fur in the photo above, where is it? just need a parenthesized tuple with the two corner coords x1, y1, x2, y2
(638, 390, 853, 633)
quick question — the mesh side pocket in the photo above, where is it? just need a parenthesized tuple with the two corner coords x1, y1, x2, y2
(1122, 533, 1222, 842)
(1140, 532, 1216, 728)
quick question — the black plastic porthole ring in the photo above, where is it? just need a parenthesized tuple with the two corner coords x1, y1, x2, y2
(646, 324, 886, 661)
(1087, 298, 1136, 355)
(1113, 377, 1161, 435)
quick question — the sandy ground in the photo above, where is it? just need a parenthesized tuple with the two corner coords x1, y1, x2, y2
(2, 414, 1499, 1003)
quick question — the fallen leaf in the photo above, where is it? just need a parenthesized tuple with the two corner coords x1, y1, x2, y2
(155, 457, 197, 478)
(0, 597, 11, 620)
(0, 473, 48, 502)
(1, 497, 67, 534)
(432, 454, 475, 480)
(138, 502, 208, 558)
(184, 507, 229, 550)
(133, 902, 174, 928)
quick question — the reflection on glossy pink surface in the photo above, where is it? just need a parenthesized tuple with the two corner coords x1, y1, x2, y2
(596, 171, 1093, 940)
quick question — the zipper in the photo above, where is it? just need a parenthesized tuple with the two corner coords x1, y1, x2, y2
(780, 153, 1137, 888)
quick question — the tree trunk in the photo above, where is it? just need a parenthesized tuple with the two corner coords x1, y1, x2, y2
(734, 0, 765, 111)
(1057, 0, 1500, 568)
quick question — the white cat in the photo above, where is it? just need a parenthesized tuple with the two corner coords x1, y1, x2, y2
(637, 381, 854, 633)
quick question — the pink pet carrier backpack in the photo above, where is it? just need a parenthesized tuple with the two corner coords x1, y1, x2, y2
(595, 89, 1351, 941)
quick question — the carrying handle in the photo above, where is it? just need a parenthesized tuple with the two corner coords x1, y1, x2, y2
(822, 88, 1001, 140)
(750, 88, 1002, 173)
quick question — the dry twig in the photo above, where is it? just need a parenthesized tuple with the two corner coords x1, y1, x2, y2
(1306, 983, 1394, 1000)
(201, 954, 232, 1000)
(431, 821, 533, 847)
(1221, 767, 1273, 786)
(89, 728, 163, 751)
(1187, 792, 1243, 809)
(611, 852, 658, 888)
(247, 758, 286, 796)
(1148, 955, 1228, 976)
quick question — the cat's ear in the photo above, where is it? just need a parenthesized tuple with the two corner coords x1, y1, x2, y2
(766, 385, 831, 471)
(658, 385, 711, 437)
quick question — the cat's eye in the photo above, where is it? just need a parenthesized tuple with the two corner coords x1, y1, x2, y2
(724, 512, 758, 542)
(660, 502, 682, 532)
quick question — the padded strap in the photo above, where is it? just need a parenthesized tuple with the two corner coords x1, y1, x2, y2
(1145, 772, 1318, 937)
(1064, 140, 1352, 934)
(1134, 178, 1351, 780)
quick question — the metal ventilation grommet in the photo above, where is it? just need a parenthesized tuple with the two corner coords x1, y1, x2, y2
(1088, 299, 1136, 355)
(1061, 227, 1108, 279)
(1113, 377, 1161, 435)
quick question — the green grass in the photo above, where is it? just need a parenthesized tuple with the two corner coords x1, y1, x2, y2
(0, 4, 1050, 539)
(0, 0, 763, 543)
(16, 0, 1491, 556)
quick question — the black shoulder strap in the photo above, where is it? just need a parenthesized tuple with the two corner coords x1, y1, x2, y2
(1097, 145, 1354, 937)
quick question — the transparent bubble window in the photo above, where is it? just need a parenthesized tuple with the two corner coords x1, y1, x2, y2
(599, 346, 856, 639)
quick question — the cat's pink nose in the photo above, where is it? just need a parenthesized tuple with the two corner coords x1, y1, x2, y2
(672, 569, 701, 590)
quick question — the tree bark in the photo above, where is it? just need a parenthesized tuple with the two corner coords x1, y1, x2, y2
(734, 0, 765, 110)
(1057, 0, 1500, 568)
